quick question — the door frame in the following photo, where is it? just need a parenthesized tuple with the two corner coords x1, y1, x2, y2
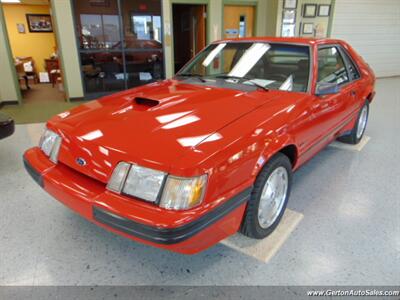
(170, 0, 210, 74)
(0, 5, 23, 104)
(221, 0, 258, 39)
(1, 1, 69, 104)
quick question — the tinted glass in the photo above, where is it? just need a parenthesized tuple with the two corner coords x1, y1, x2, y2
(75, 0, 124, 95)
(317, 47, 349, 85)
(120, 0, 164, 88)
(179, 42, 310, 92)
(73, 0, 164, 98)
(341, 48, 361, 80)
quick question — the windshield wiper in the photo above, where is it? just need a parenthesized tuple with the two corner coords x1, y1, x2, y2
(215, 75, 269, 92)
(177, 73, 206, 83)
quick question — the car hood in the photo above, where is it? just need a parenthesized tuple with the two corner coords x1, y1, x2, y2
(48, 80, 279, 183)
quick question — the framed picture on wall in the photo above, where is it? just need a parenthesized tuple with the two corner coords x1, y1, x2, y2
(282, 24, 296, 37)
(302, 23, 314, 35)
(283, 0, 297, 9)
(303, 4, 317, 18)
(282, 9, 296, 24)
(26, 14, 53, 32)
(318, 4, 331, 17)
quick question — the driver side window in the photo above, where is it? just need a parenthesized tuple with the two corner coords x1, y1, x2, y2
(317, 46, 349, 85)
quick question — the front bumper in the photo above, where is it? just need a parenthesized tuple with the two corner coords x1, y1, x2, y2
(23, 147, 251, 254)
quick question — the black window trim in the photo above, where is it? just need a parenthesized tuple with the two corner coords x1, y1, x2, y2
(336, 45, 362, 83)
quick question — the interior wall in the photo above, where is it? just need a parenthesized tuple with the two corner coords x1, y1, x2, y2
(276, 0, 333, 37)
(330, 0, 400, 77)
(2, 4, 56, 73)
(0, 4, 20, 103)
(265, 0, 279, 36)
(50, 0, 84, 100)
(1, 0, 277, 102)
(296, 0, 332, 37)
(162, 0, 268, 78)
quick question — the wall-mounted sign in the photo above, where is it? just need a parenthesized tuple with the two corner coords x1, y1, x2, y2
(303, 4, 317, 18)
(302, 23, 314, 35)
(225, 28, 239, 38)
(318, 4, 331, 17)
(17, 23, 25, 34)
(284, 0, 297, 9)
(225, 29, 239, 35)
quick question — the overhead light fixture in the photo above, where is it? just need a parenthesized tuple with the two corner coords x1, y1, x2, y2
(1, 0, 21, 3)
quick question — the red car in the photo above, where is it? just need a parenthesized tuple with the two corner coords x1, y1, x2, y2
(24, 37, 375, 254)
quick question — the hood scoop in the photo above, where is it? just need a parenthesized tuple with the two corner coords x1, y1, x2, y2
(134, 97, 159, 110)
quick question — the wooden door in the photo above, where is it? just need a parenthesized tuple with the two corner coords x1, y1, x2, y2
(191, 5, 206, 56)
(223, 5, 255, 39)
(173, 4, 207, 72)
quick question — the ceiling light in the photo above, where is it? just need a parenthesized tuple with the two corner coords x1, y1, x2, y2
(1, 0, 21, 3)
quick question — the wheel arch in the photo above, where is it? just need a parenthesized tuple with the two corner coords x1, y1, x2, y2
(277, 144, 298, 168)
(366, 91, 375, 103)
(252, 138, 299, 180)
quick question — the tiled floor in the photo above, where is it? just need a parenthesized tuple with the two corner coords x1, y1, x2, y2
(21, 83, 65, 104)
(0, 77, 399, 286)
(0, 83, 84, 125)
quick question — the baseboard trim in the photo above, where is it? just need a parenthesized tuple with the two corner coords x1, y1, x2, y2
(69, 97, 85, 102)
(0, 101, 20, 109)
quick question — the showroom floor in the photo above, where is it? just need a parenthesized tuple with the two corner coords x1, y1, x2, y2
(0, 77, 399, 286)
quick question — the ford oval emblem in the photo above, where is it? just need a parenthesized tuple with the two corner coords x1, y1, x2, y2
(76, 157, 87, 166)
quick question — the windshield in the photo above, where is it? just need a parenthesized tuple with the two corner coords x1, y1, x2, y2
(177, 42, 310, 92)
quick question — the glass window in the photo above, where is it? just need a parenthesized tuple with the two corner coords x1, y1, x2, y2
(178, 42, 310, 92)
(80, 14, 120, 49)
(120, 0, 163, 89)
(317, 46, 349, 85)
(340, 48, 361, 80)
(73, 0, 164, 98)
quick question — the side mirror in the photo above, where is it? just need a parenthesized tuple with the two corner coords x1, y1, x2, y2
(315, 82, 341, 96)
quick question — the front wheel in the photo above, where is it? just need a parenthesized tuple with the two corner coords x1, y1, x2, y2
(240, 153, 292, 239)
(338, 101, 369, 144)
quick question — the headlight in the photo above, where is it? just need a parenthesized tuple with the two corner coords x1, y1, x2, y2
(39, 128, 61, 163)
(159, 175, 207, 210)
(107, 162, 207, 210)
(122, 165, 166, 202)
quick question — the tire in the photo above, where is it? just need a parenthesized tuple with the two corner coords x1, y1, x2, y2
(337, 101, 369, 145)
(240, 153, 292, 239)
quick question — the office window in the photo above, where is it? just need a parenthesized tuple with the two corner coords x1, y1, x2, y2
(73, 0, 164, 98)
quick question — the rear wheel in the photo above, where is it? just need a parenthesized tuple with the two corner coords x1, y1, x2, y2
(338, 101, 369, 144)
(240, 153, 292, 239)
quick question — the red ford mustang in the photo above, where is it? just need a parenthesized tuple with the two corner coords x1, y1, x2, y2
(24, 37, 375, 254)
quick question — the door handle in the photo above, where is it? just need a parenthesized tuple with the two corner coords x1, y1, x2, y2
(350, 90, 357, 96)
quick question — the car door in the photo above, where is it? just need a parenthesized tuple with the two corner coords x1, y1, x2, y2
(296, 45, 352, 160)
(338, 46, 363, 120)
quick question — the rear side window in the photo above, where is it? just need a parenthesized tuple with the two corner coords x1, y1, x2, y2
(317, 46, 349, 85)
(340, 48, 361, 80)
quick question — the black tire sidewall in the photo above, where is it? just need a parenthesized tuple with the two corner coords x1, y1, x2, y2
(243, 153, 292, 239)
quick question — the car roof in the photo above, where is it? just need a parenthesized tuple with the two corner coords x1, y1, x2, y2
(212, 36, 344, 46)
